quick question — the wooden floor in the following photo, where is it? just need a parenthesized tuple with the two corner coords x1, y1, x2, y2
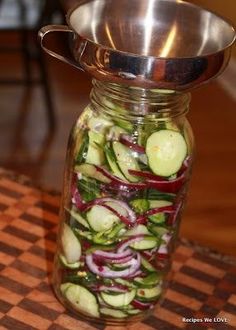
(0, 50, 235, 257)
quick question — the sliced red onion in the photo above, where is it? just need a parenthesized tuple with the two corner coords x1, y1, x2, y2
(95, 284, 128, 293)
(158, 244, 168, 254)
(124, 269, 144, 278)
(92, 249, 132, 260)
(146, 171, 186, 193)
(131, 299, 155, 310)
(97, 198, 136, 222)
(167, 201, 183, 226)
(93, 250, 134, 264)
(85, 253, 141, 278)
(120, 135, 145, 153)
(94, 166, 147, 190)
(117, 235, 144, 253)
(137, 205, 174, 223)
(72, 188, 85, 210)
(128, 169, 164, 181)
(162, 233, 172, 244)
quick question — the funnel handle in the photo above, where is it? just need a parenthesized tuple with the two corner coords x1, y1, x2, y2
(38, 25, 85, 71)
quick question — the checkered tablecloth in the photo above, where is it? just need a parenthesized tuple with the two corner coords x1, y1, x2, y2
(0, 172, 236, 330)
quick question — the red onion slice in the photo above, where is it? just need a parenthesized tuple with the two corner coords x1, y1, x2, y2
(137, 205, 174, 223)
(85, 253, 141, 278)
(95, 284, 129, 293)
(120, 135, 145, 153)
(93, 249, 134, 264)
(94, 166, 148, 190)
(131, 299, 155, 310)
(117, 235, 144, 253)
(97, 198, 136, 222)
(128, 169, 164, 181)
(92, 249, 132, 260)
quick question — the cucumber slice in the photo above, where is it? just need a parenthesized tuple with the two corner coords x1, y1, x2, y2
(125, 224, 151, 236)
(106, 126, 127, 141)
(61, 223, 81, 264)
(148, 213, 166, 224)
(149, 200, 172, 209)
(74, 229, 93, 240)
(130, 236, 158, 250)
(66, 207, 90, 229)
(141, 256, 156, 272)
(137, 286, 162, 300)
(100, 307, 127, 318)
(105, 143, 127, 181)
(64, 284, 99, 317)
(130, 199, 150, 214)
(114, 278, 136, 288)
(88, 116, 113, 134)
(126, 309, 141, 315)
(59, 254, 81, 269)
(60, 282, 73, 294)
(86, 131, 105, 166)
(148, 225, 169, 237)
(146, 130, 187, 177)
(112, 141, 140, 182)
(74, 164, 110, 183)
(101, 290, 136, 307)
(87, 205, 119, 232)
(134, 273, 161, 287)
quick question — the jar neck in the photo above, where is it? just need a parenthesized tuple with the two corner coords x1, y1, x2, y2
(90, 79, 191, 122)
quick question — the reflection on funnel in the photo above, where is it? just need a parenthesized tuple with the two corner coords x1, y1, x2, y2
(160, 24, 177, 58)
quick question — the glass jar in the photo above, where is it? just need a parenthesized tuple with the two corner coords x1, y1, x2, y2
(52, 80, 194, 325)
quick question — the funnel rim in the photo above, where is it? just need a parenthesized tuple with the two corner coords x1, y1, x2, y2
(66, 0, 236, 61)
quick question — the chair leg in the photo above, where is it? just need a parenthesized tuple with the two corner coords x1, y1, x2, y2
(20, 30, 32, 85)
(37, 46, 56, 130)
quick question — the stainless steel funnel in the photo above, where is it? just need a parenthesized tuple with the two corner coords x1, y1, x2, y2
(39, 0, 236, 90)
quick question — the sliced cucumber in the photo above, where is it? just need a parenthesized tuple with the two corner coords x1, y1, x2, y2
(74, 164, 110, 183)
(59, 254, 81, 269)
(148, 225, 169, 237)
(146, 130, 187, 177)
(100, 307, 127, 318)
(148, 213, 166, 224)
(64, 284, 99, 317)
(114, 278, 136, 288)
(66, 207, 90, 229)
(104, 143, 127, 181)
(101, 290, 136, 307)
(105, 201, 128, 217)
(86, 131, 105, 166)
(60, 282, 73, 294)
(125, 224, 151, 236)
(149, 200, 172, 209)
(141, 256, 156, 272)
(75, 132, 89, 164)
(126, 309, 141, 315)
(130, 236, 158, 250)
(106, 126, 127, 141)
(112, 141, 140, 182)
(87, 205, 120, 232)
(74, 229, 93, 240)
(134, 273, 161, 287)
(137, 286, 162, 300)
(61, 223, 81, 264)
(130, 199, 150, 214)
(88, 115, 113, 134)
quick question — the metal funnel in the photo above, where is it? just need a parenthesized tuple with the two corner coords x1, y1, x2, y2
(39, 0, 236, 90)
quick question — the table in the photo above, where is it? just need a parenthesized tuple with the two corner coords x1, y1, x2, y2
(0, 170, 236, 330)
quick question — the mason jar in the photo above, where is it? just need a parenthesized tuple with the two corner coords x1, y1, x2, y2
(52, 79, 194, 325)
